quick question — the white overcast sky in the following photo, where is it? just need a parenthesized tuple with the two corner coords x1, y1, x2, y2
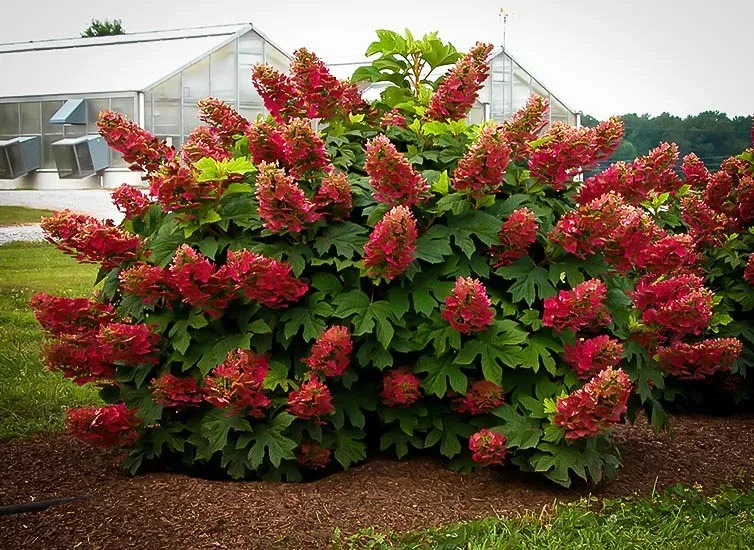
(1, 0, 752, 120)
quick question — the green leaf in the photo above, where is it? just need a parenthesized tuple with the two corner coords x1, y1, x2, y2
(430, 170, 450, 195)
(519, 334, 563, 375)
(333, 291, 398, 349)
(415, 356, 468, 397)
(332, 386, 378, 430)
(263, 360, 294, 391)
(281, 294, 334, 342)
(314, 222, 368, 259)
(493, 405, 543, 449)
(333, 429, 367, 469)
(197, 333, 252, 375)
(246, 412, 297, 469)
(453, 321, 528, 383)
(415, 225, 453, 264)
(199, 410, 252, 459)
(311, 272, 342, 296)
(496, 256, 556, 306)
(380, 405, 427, 435)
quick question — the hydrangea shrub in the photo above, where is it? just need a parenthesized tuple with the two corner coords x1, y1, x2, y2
(32, 30, 752, 487)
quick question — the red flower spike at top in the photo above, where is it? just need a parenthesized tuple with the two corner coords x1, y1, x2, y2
(365, 135, 429, 206)
(282, 118, 332, 179)
(425, 42, 493, 122)
(363, 205, 418, 281)
(290, 48, 343, 119)
(313, 172, 353, 220)
(296, 441, 332, 470)
(151, 373, 203, 408)
(491, 207, 538, 268)
(218, 249, 308, 309)
(380, 109, 408, 128)
(681, 153, 711, 189)
(119, 263, 178, 308)
(564, 335, 624, 380)
(42, 336, 115, 385)
(168, 245, 232, 316)
(182, 126, 231, 165)
(554, 367, 632, 440)
(502, 95, 549, 161)
(111, 184, 151, 218)
(631, 274, 714, 339)
(745, 255, 754, 286)
(30, 293, 115, 336)
(41, 210, 142, 270)
(452, 124, 512, 198)
(197, 97, 250, 146)
(379, 367, 422, 407)
(97, 110, 174, 174)
(442, 277, 495, 334)
(303, 325, 353, 377)
(542, 279, 612, 333)
(681, 196, 730, 248)
(98, 322, 161, 366)
(203, 349, 271, 417)
(255, 163, 320, 234)
(454, 380, 505, 415)
(468, 429, 508, 466)
(287, 377, 335, 421)
(66, 404, 140, 448)
(251, 64, 305, 122)
(246, 120, 287, 165)
(641, 234, 701, 276)
(657, 338, 743, 381)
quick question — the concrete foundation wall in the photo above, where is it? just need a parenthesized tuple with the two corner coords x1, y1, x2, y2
(0, 169, 145, 190)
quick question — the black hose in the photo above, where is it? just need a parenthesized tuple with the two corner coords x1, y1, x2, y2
(0, 496, 92, 516)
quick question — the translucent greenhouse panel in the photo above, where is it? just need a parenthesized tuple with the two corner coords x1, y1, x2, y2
(0, 103, 19, 136)
(239, 107, 263, 124)
(210, 41, 237, 104)
(238, 32, 264, 107)
(153, 74, 181, 145)
(467, 103, 485, 125)
(42, 101, 64, 169)
(512, 63, 532, 113)
(143, 90, 153, 133)
(551, 97, 571, 125)
(489, 55, 506, 120)
(87, 98, 110, 134)
(531, 79, 550, 107)
(264, 42, 290, 74)
(182, 57, 210, 107)
(20, 102, 41, 135)
(183, 104, 201, 139)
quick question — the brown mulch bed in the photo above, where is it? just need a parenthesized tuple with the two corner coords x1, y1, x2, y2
(1, 414, 754, 549)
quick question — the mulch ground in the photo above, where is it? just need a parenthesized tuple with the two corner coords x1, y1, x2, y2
(1, 414, 754, 549)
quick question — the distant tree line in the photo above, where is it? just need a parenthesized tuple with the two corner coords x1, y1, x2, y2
(581, 112, 753, 170)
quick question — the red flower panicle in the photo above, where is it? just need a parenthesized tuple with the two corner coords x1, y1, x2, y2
(681, 153, 710, 189)
(296, 442, 331, 470)
(313, 172, 353, 220)
(491, 207, 537, 268)
(98, 322, 160, 366)
(657, 338, 743, 380)
(454, 380, 505, 415)
(219, 249, 308, 309)
(303, 326, 353, 377)
(42, 337, 115, 385)
(379, 367, 422, 407)
(441, 277, 494, 334)
(380, 109, 408, 128)
(452, 124, 512, 198)
(745, 255, 754, 286)
(30, 293, 115, 336)
(542, 279, 612, 333)
(151, 373, 203, 408)
(197, 97, 250, 146)
(168, 245, 232, 316)
(97, 110, 174, 173)
(203, 349, 271, 417)
(641, 234, 700, 275)
(255, 163, 320, 233)
(365, 135, 429, 206)
(681, 196, 730, 248)
(66, 404, 140, 448)
(41, 210, 142, 269)
(246, 120, 287, 165)
(119, 263, 178, 307)
(287, 377, 334, 421)
(564, 336, 624, 380)
(554, 367, 632, 440)
(282, 118, 331, 178)
(468, 429, 508, 466)
(363, 205, 418, 280)
(425, 42, 493, 122)
(111, 184, 151, 218)
(182, 126, 231, 164)
(502, 95, 549, 161)
(631, 274, 713, 339)
(251, 64, 305, 122)
(290, 48, 343, 119)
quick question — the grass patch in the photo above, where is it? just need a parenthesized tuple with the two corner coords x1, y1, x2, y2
(0, 242, 101, 439)
(337, 485, 754, 549)
(0, 205, 55, 226)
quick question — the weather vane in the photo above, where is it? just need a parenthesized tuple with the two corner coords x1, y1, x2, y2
(499, 8, 510, 53)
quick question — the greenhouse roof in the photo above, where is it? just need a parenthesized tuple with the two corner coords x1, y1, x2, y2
(0, 23, 262, 99)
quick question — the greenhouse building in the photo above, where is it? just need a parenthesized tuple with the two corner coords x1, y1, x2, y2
(0, 23, 577, 190)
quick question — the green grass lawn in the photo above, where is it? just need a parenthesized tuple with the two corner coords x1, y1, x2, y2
(338, 485, 754, 549)
(0, 205, 55, 226)
(0, 242, 101, 439)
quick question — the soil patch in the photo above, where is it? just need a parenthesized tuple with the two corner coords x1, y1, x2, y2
(1, 414, 753, 549)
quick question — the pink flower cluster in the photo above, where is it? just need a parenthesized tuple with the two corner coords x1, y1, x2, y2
(681, 196, 730, 248)
(111, 184, 151, 218)
(425, 42, 493, 122)
(182, 126, 231, 165)
(246, 120, 287, 165)
(491, 207, 538, 268)
(255, 163, 320, 233)
(379, 368, 422, 407)
(197, 97, 251, 146)
(441, 277, 494, 334)
(30, 293, 115, 336)
(41, 210, 142, 270)
(66, 404, 141, 448)
(168, 245, 234, 317)
(564, 335, 624, 380)
(543, 279, 612, 333)
(313, 172, 353, 220)
(656, 338, 743, 380)
(151, 373, 203, 408)
(97, 111, 175, 174)
(296, 441, 331, 470)
(281, 118, 332, 179)
(303, 326, 353, 377)
(287, 377, 335, 421)
(363, 206, 418, 280)
(119, 263, 179, 308)
(203, 349, 271, 417)
(454, 380, 505, 415)
(502, 95, 549, 161)
(452, 124, 512, 198)
(468, 429, 508, 466)
(528, 118, 623, 189)
(99, 322, 161, 366)
(554, 367, 632, 440)
(365, 135, 429, 206)
(681, 153, 711, 189)
(745, 255, 754, 286)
